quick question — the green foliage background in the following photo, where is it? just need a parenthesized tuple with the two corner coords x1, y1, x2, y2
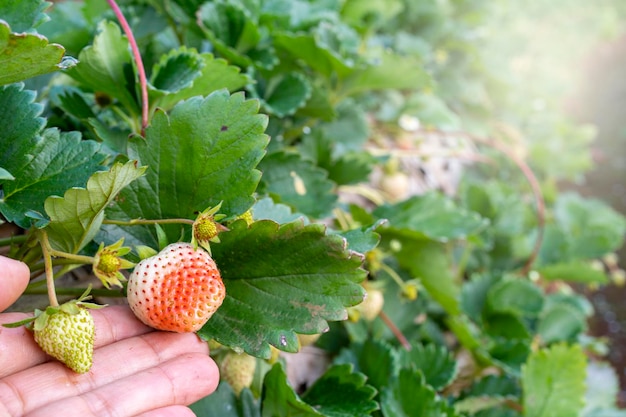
(1, 0, 626, 415)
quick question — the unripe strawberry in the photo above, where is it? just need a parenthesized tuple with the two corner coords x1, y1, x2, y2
(220, 351, 257, 395)
(359, 287, 384, 321)
(34, 307, 95, 374)
(127, 242, 226, 333)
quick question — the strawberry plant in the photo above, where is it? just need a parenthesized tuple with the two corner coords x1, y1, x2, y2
(2, 0, 626, 416)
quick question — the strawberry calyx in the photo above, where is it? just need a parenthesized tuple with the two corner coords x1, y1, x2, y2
(93, 238, 135, 289)
(2, 285, 105, 331)
(191, 202, 229, 254)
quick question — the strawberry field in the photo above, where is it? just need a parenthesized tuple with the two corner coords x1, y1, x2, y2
(2, 0, 626, 416)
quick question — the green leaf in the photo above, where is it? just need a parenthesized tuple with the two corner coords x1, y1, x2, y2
(399, 343, 457, 391)
(537, 303, 587, 344)
(0, 0, 50, 32)
(262, 363, 322, 417)
(521, 344, 587, 417)
(461, 273, 499, 323)
(454, 396, 511, 414)
(251, 197, 307, 224)
(486, 278, 544, 318)
(374, 193, 489, 242)
(340, 50, 431, 97)
(200, 220, 366, 358)
(251, 72, 312, 117)
(105, 90, 268, 246)
(44, 161, 146, 253)
(538, 260, 609, 284)
(351, 339, 400, 391)
(0, 85, 105, 227)
(155, 53, 250, 111)
(334, 220, 383, 255)
(462, 375, 521, 399)
(259, 151, 337, 219)
(385, 235, 461, 315)
(301, 364, 379, 417)
(67, 20, 137, 114)
(149, 47, 205, 94)
(553, 192, 626, 259)
(483, 313, 531, 340)
(0, 21, 67, 86)
(191, 383, 260, 417)
(380, 368, 460, 417)
(274, 26, 355, 78)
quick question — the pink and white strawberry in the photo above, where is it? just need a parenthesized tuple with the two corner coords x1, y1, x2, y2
(127, 242, 226, 332)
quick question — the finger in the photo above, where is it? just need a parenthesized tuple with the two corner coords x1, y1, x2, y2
(0, 256, 30, 312)
(0, 306, 152, 377)
(25, 353, 219, 417)
(135, 405, 198, 417)
(0, 331, 210, 415)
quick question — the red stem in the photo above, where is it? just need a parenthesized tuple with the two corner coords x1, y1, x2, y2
(106, 0, 149, 136)
(379, 311, 411, 351)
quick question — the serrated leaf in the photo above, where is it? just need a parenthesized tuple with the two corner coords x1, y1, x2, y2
(251, 197, 308, 224)
(0, 21, 67, 86)
(0, 0, 50, 32)
(199, 220, 366, 358)
(262, 362, 322, 417)
(380, 368, 460, 417)
(252, 72, 312, 117)
(104, 90, 268, 246)
(374, 193, 489, 242)
(149, 47, 205, 94)
(486, 278, 544, 318)
(334, 220, 383, 255)
(349, 339, 400, 390)
(155, 53, 250, 111)
(462, 375, 521, 399)
(301, 364, 379, 417)
(399, 343, 457, 391)
(538, 260, 609, 284)
(522, 344, 587, 417)
(489, 338, 531, 375)
(259, 151, 337, 219)
(0, 84, 105, 227)
(44, 161, 146, 253)
(66, 20, 137, 114)
(341, 50, 431, 97)
(537, 303, 587, 344)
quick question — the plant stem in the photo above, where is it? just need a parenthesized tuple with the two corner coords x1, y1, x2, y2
(24, 286, 125, 298)
(379, 262, 407, 289)
(379, 311, 411, 351)
(103, 218, 195, 226)
(106, 0, 149, 135)
(38, 231, 59, 307)
(0, 234, 28, 247)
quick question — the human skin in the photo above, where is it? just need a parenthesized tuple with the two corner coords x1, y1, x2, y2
(0, 256, 219, 417)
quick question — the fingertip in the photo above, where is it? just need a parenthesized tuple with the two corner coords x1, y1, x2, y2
(0, 256, 30, 312)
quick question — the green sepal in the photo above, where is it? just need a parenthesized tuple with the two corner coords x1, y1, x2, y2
(1, 316, 36, 328)
(33, 309, 50, 332)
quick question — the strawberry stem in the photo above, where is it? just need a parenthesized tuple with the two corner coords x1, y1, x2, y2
(103, 218, 195, 226)
(38, 231, 59, 307)
(106, 0, 149, 136)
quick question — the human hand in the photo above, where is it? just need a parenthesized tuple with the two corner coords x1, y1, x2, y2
(0, 256, 219, 417)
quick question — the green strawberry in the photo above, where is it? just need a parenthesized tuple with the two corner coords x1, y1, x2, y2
(220, 351, 257, 395)
(34, 306, 95, 374)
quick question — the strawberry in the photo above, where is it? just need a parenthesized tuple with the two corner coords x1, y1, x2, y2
(34, 307, 95, 374)
(127, 242, 226, 332)
(220, 351, 257, 395)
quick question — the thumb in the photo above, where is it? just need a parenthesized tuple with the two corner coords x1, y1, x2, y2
(0, 256, 29, 312)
